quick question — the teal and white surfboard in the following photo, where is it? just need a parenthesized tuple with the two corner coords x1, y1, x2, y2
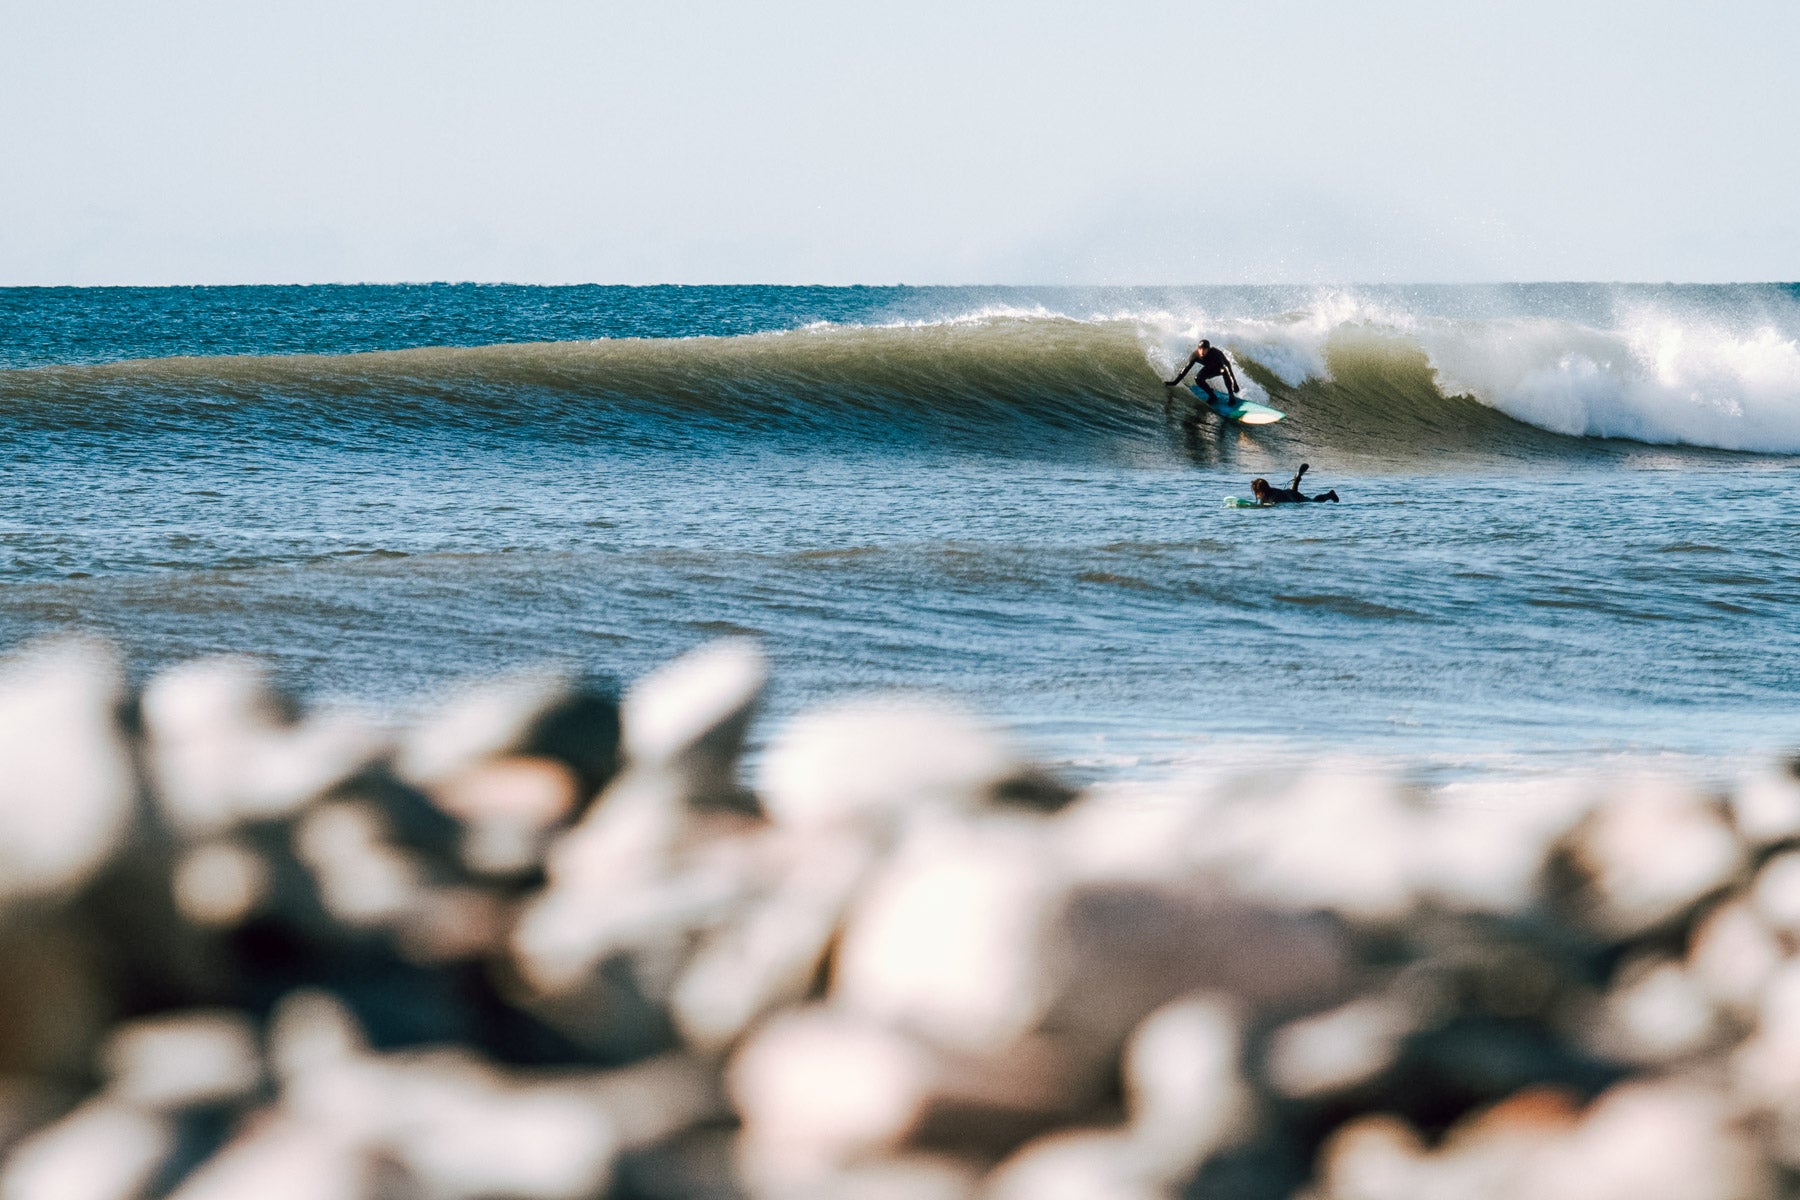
(1188, 385, 1285, 425)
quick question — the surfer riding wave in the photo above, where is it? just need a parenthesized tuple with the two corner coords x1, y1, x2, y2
(1165, 339, 1240, 403)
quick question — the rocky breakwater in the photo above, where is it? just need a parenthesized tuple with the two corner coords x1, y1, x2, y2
(0, 635, 1798, 1199)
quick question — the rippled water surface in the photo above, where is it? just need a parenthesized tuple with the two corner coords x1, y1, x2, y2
(4, 284, 1798, 778)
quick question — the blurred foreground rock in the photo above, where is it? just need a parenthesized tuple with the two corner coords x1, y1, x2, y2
(0, 636, 1798, 1198)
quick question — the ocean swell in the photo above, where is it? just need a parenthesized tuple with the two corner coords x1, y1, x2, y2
(2, 297, 1798, 458)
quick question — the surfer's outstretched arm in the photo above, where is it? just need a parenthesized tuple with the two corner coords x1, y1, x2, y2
(1164, 355, 1198, 387)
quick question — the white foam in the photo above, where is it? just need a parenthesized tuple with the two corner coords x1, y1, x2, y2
(1422, 312, 1800, 452)
(1159, 291, 1800, 454)
(761, 289, 1800, 453)
(1130, 290, 1419, 405)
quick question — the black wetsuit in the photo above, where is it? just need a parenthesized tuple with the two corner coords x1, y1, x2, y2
(1258, 467, 1339, 504)
(1189, 346, 1236, 400)
(1167, 343, 1240, 406)
(1259, 485, 1340, 505)
(1195, 346, 1231, 379)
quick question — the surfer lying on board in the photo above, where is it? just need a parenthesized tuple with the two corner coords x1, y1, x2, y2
(1251, 464, 1339, 505)
(1164, 339, 1240, 401)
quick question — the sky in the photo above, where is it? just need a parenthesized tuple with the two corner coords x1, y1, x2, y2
(3, 0, 1797, 285)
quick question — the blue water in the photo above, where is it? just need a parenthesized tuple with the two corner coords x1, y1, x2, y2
(3, 284, 1799, 780)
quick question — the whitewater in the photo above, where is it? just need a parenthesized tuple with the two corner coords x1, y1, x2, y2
(2, 283, 1798, 780)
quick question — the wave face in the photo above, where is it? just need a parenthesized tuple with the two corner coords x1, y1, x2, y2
(2, 284, 1798, 460)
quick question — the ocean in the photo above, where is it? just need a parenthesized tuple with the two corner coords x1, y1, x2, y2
(3, 283, 1798, 782)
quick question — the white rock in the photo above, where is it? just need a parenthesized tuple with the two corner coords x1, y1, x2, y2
(166, 1116, 376, 1200)
(433, 756, 579, 875)
(269, 991, 368, 1089)
(142, 659, 380, 835)
(833, 820, 1060, 1051)
(0, 638, 134, 903)
(525, 751, 774, 993)
(395, 672, 569, 788)
(273, 1004, 645, 1200)
(1732, 962, 1800, 1106)
(101, 1010, 262, 1110)
(1758, 960, 1800, 1045)
(242, 709, 384, 819)
(1265, 994, 1416, 1100)
(1123, 994, 1252, 1177)
(1052, 786, 1219, 882)
(141, 657, 284, 834)
(1321, 1090, 1579, 1200)
(172, 840, 271, 926)
(513, 851, 752, 996)
(983, 1129, 1169, 1200)
(379, 1056, 618, 1200)
(1687, 898, 1783, 1020)
(541, 769, 687, 894)
(1522, 1081, 1772, 1200)
(1732, 764, 1800, 846)
(1317, 1114, 1429, 1200)
(1566, 780, 1744, 938)
(728, 1010, 937, 1178)
(1414, 783, 1585, 914)
(758, 697, 1018, 831)
(1201, 764, 1422, 923)
(1752, 851, 1800, 936)
(731, 1007, 1086, 1187)
(621, 639, 766, 773)
(293, 802, 422, 929)
(576, 1054, 727, 1151)
(1589, 957, 1720, 1066)
(673, 831, 875, 1051)
(750, 1155, 979, 1200)
(0, 1100, 173, 1200)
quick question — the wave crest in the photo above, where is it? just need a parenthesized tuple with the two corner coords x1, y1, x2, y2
(3, 297, 1797, 458)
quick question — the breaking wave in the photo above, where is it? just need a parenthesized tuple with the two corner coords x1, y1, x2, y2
(3, 292, 1798, 460)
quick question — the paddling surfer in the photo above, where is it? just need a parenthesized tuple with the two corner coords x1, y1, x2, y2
(1165, 339, 1241, 403)
(1250, 464, 1339, 505)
